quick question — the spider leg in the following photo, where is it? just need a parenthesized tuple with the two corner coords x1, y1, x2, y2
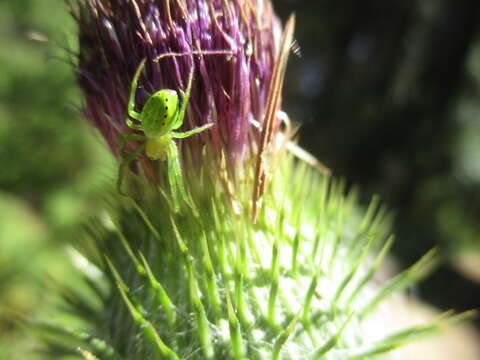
(126, 118, 144, 131)
(154, 49, 236, 63)
(166, 140, 191, 211)
(119, 133, 146, 156)
(172, 122, 214, 139)
(127, 59, 147, 120)
(172, 65, 194, 130)
(117, 133, 147, 195)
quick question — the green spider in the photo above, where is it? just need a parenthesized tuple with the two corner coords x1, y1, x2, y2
(117, 58, 213, 209)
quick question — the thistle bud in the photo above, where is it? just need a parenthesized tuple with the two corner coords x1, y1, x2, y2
(45, 1, 467, 359)
(72, 0, 281, 170)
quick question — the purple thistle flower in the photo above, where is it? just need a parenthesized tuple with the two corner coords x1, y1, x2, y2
(70, 0, 282, 173)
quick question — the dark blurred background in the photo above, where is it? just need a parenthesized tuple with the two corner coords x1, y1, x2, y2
(0, 0, 479, 357)
(273, 0, 480, 323)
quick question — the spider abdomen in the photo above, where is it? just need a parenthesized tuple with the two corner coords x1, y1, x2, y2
(141, 89, 179, 137)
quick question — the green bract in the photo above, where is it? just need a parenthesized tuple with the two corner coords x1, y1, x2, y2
(45, 153, 460, 360)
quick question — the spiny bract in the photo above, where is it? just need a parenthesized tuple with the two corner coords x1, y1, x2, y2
(52, 155, 449, 360)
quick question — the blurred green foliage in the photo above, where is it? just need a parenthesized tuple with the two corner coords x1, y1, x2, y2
(0, 0, 114, 357)
(0, 0, 113, 203)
